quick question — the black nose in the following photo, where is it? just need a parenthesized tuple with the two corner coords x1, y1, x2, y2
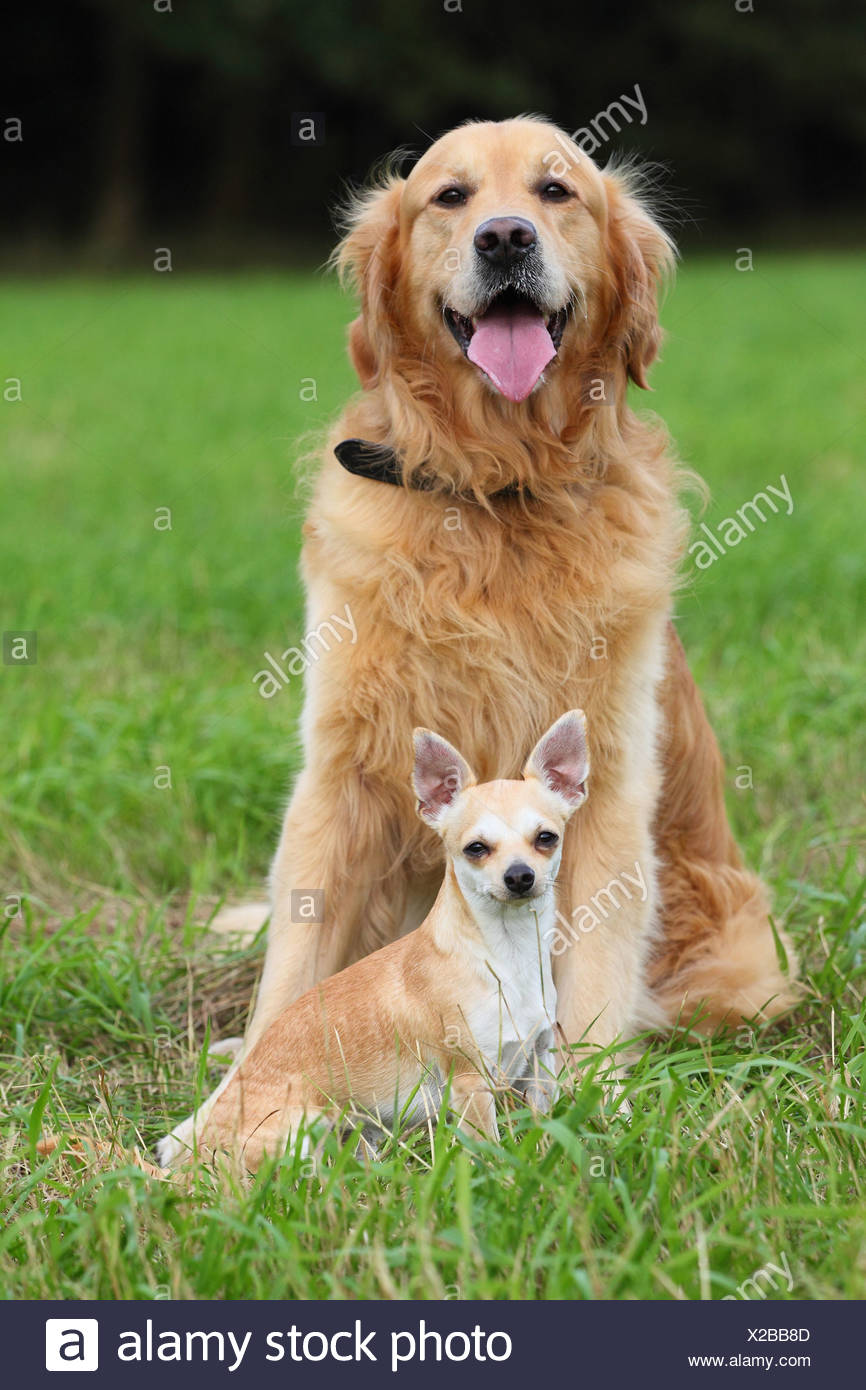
(503, 862, 536, 896)
(474, 216, 538, 267)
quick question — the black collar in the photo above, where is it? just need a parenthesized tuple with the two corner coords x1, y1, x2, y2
(334, 437, 525, 501)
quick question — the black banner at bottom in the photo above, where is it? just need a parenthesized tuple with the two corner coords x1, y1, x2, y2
(10, 1299, 853, 1387)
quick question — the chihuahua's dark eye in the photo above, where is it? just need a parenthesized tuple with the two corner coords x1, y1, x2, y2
(434, 186, 468, 207)
(463, 841, 489, 858)
(539, 181, 571, 202)
(535, 830, 559, 849)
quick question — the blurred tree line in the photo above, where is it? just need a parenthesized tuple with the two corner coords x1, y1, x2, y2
(4, 0, 865, 260)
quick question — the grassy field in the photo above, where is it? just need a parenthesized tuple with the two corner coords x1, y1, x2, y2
(2, 255, 865, 1300)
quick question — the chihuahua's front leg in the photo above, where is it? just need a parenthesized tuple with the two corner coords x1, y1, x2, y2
(157, 761, 411, 1167)
(450, 1071, 500, 1142)
(514, 1028, 560, 1113)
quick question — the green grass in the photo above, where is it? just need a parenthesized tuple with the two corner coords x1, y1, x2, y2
(1, 256, 865, 1300)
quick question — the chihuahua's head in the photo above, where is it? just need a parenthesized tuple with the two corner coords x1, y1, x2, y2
(412, 711, 589, 913)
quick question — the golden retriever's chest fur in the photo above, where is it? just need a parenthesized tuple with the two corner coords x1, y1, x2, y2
(304, 459, 681, 787)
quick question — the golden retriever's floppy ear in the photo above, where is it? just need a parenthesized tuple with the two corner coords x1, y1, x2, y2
(603, 172, 676, 390)
(334, 177, 405, 388)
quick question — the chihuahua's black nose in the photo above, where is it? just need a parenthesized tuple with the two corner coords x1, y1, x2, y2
(504, 862, 535, 896)
(474, 216, 537, 267)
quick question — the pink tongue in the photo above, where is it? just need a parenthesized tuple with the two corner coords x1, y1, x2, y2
(467, 299, 556, 402)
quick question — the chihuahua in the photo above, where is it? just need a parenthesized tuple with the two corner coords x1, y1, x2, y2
(176, 710, 589, 1170)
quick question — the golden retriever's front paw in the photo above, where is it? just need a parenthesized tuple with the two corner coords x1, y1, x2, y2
(208, 1037, 243, 1064)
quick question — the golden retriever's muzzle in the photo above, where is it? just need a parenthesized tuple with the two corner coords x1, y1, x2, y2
(443, 216, 571, 402)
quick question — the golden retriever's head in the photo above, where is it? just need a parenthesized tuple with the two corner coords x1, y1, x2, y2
(336, 117, 675, 478)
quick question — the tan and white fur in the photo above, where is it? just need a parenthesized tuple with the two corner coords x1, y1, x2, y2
(157, 117, 797, 1167)
(175, 712, 589, 1170)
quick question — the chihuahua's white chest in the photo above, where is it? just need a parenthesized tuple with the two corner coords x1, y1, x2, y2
(466, 908, 559, 1101)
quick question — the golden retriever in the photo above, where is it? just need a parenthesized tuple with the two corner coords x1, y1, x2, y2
(158, 116, 797, 1164)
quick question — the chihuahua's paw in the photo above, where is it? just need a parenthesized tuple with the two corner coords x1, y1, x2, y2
(156, 1045, 243, 1167)
(522, 1078, 559, 1114)
(155, 1115, 196, 1168)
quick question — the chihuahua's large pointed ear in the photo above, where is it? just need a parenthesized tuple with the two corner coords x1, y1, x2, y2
(413, 728, 475, 827)
(523, 710, 589, 812)
(334, 177, 405, 389)
(603, 171, 676, 390)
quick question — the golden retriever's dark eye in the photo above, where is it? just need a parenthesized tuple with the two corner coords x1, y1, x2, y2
(463, 840, 489, 858)
(539, 182, 572, 202)
(434, 187, 468, 207)
(535, 830, 559, 849)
